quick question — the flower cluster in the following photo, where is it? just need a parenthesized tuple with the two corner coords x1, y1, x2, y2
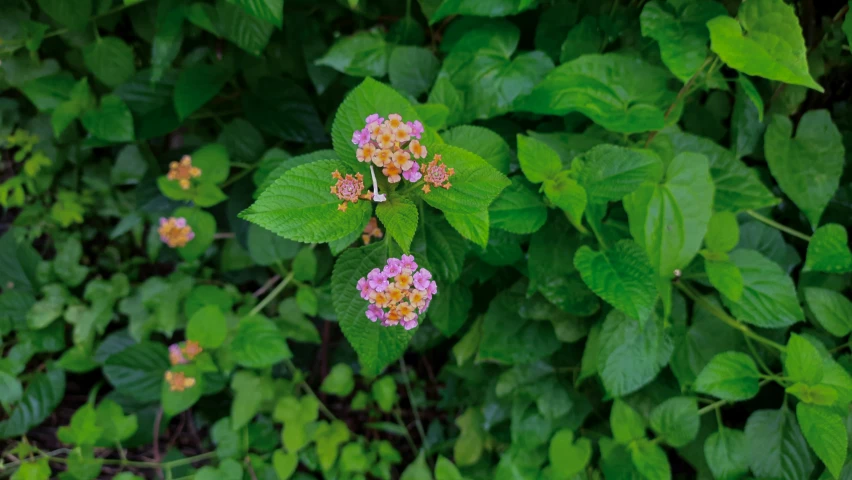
(158, 217, 195, 248)
(420, 155, 454, 193)
(352, 113, 426, 184)
(331, 170, 373, 212)
(362, 217, 383, 245)
(165, 340, 203, 391)
(167, 155, 201, 190)
(356, 255, 436, 330)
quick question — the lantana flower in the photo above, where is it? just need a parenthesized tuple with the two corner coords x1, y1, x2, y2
(165, 371, 196, 392)
(421, 154, 454, 193)
(356, 254, 436, 330)
(167, 155, 202, 190)
(158, 217, 195, 248)
(331, 170, 373, 212)
(168, 340, 203, 365)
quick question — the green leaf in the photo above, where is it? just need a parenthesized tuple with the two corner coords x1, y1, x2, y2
(26, 284, 68, 329)
(572, 145, 663, 203)
(230, 315, 292, 368)
(662, 129, 778, 213)
(574, 241, 656, 322)
(243, 77, 327, 144)
(292, 247, 317, 282)
(705, 212, 740, 253)
(544, 171, 586, 224)
(161, 366, 204, 417)
(11, 458, 51, 480)
(103, 342, 169, 404)
(612, 399, 646, 443)
(217, 0, 274, 55)
(625, 152, 714, 278)
(745, 408, 814, 480)
(273, 449, 298, 480)
(597, 310, 672, 397)
(230, 371, 262, 429)
(0, 371, 22, 407)
(239, 159, 371, 243)
(649, 397, 699, 447)
(488, 177, 547, 235)
(430, 0, 538, 23)
(191, 143, 231, 185)
(804, 287, 852, 337)
(376, 196, 418, 253)
(704, 256, 744, 302)
(226, 0, 283, 27)
(707, 0, 823, 91)
(316, 31, 392, 77)
(548, 429, 591, 478)
(186, 305, 227, 349)
(332, 243, 413, 375)
(173, 207, 216, 262)
(704, 428, 750, 480)
(421, 143, 510, 214)
(389, 46, 440, 97)
(786, 383, 838, 406)
(443, 125, 512, 175)
(94, 399, 137, 445)
(454, 408, 484, 466)
(804, 224, 852, 273)
(640, 1, 726, 80)
(694, 351, 760, 401)
(83, 37, 136, 88)
(81, 95, 135, 143)
(428, 283, 472, 337)
(400, 451, 433, 480)
(57, 404, 103, 446)
(559, 16, 604, 64)
(784, 333, 823, 385)
(0, 367, 65, 439)
(478, 289, 562, 365)
(51, 78, 96, 136)
(764, 110, 844, 228)
(434, 456, 463, 480)
(174, 63, 231, 120)
(372, 376, 398, 412)
(722, 249, 804, 328)
(516, 134, 562, 184)
(796, 403, 846, 479)
(630, 439, 671, 480)
(320, 364, 355, 397)
(37, 0, 91, 30)
(411, 214, 467, 284)
(445, 210, 490, 248)
(246, 224, 300, 266)
(519, 53, 676, 133)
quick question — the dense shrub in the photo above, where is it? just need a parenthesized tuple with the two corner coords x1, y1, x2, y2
(1, 0, 852, 478)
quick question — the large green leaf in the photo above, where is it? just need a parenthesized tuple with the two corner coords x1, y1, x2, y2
(316, 31, 392, 77)
(103, 342, 169, 404)
(574, 241, 656, 322)
(704, 428, 750, 480)
(722, 249, 803, 328)
(649, 397, 699, 447)
(549, 430, 591, 478)
(332, 243, 413, 375)
(174, 63, 231, 120)
(389, 46, 440, 97)
(430, 0, 539, 23)
(37, 0, 91, 30)
(707, 0, 823, 91)
(784, 333, 823, 385)
(83, 37, 136, 88)
(443, 126, 512, 175)
(445, 210, 490, 248)
(217, 0, 274, 55)
(478, 286, 561, 365)
(0, 367, 65, 439)
(694, 352, 760, 401)
(804, 224, 852, 273)
(428, 283, 472, 337)
(421, 144, 510, 214)
(640, 1, 727, 81)
(661, 129, 778, 213)
(804, 287, 852, 337)
(796, 403, 846, 479)
(518, 54, 676, 133)
(516, 134, 562, 184)
(624, 152, 714, 278)
(81, 95, 135, 143)
(488, 177, 547, 235)
(597, 310, 673, 397)
(376, 196, 418, 253)
(239, 159, 372, 243)
(764, 110, 844, 228)
(573, 145, 663, 204)
(244, 78, 326, 144)
(410, 214, 467, 284)
(230, 316, 292, 368)
(226, 0, 283, 28)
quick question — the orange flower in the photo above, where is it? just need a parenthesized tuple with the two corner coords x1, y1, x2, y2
(165, 371, 196, 392)
(167, 155, 202, 190)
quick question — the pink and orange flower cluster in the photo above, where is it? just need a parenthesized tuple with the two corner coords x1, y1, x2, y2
(165, 340, 203, 392)
(356, 255, 436, 330)
(158, 217, 195, 248)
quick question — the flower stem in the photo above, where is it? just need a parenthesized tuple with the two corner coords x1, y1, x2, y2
(399, 359, 428, 450)
(249, 272, 294, 316)
(746, 210, 811, 241)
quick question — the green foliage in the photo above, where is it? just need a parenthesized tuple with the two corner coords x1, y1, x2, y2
(1, 0, 851, 478)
